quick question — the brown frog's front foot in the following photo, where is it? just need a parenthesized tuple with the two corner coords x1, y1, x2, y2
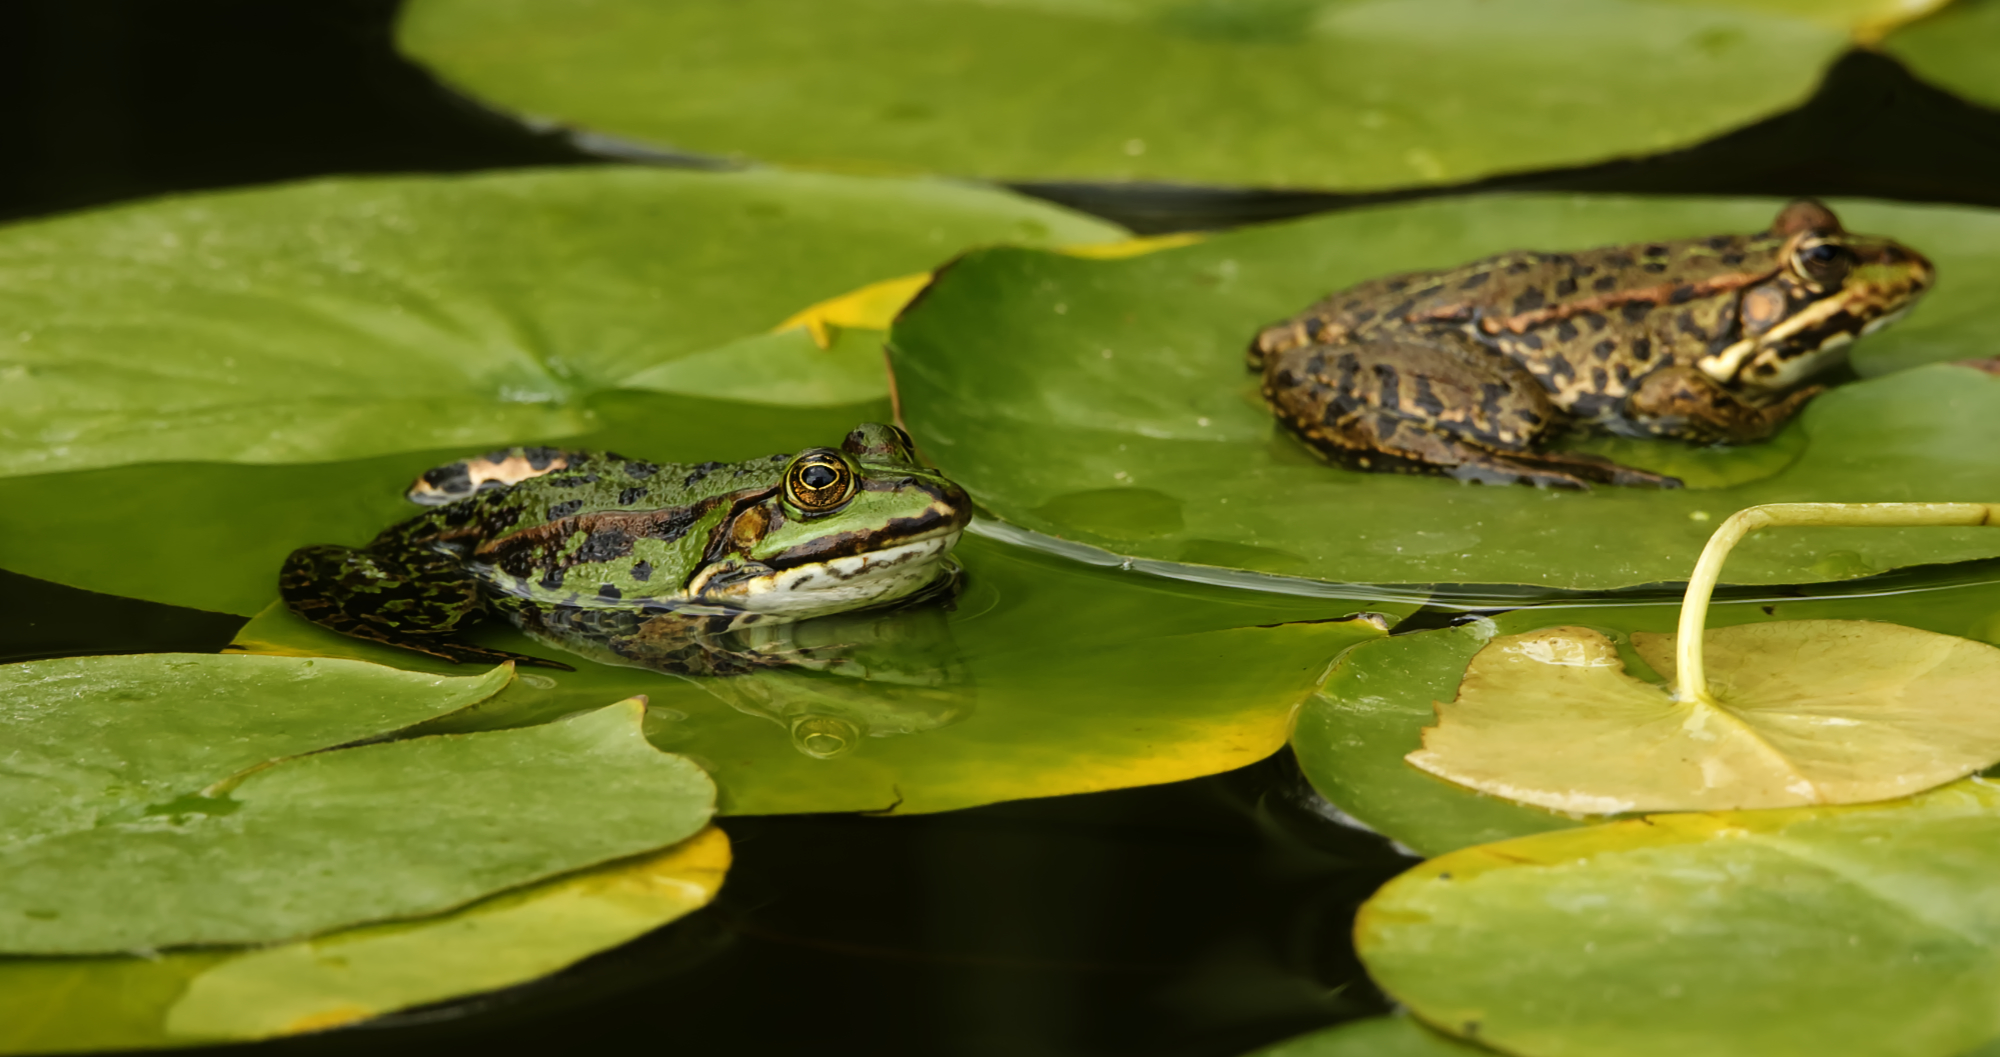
(1623, 367, 1824, 445)
(1262, 335, 1682, 490)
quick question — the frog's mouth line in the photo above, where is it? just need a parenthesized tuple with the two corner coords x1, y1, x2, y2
(1696, 287, 1926, 391)
(687, 532, 965, 618)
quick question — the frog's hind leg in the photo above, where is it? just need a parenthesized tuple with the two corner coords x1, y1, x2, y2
(280, 545, 573, 669)
(1266, 338, 1681, 490)
(406, 446, 585, 506)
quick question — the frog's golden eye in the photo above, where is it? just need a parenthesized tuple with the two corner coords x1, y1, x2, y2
(784, 451, 856, 514)
(1791, 239, 1854, 290)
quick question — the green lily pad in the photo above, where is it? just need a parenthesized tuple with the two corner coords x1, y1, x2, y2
(1883, 0, 2000, 112)
(0, 167, 1120, 477)
(1355, 779, 2000, 1057)
(0, 652, 511, 845)
(230, 531, 1404, 815)
(1409, 621, 2000, 814)
(1293, 569, 2000, 855)
(0, 826, 729, 1053)
(0, 698, 714, 952)
(1244, 1015, 1491, 1057)
(396, 0, 1874, 192)
(889, 194, 2000, 591)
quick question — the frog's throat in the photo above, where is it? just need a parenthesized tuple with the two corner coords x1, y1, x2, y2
(1695, 289, 1905, 391)
(686, 532, 964, 620)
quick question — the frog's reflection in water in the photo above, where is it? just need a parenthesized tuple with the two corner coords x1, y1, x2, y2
(508, 570, 973, 759)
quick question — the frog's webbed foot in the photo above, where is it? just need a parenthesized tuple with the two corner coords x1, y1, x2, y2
(280, 544, 574, 671)
(1626, 368, 1823, 445)
(1294, 411, 1680, 489)
(1443, 447, 1682, 490)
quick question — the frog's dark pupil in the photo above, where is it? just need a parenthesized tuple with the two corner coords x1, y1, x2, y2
(802, 465, 839, 489)
(1808, 244, 1840, 262)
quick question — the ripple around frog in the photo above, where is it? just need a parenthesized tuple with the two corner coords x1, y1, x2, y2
(510, 569, 976, 760)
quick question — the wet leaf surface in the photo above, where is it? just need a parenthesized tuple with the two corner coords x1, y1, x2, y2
(1356, 779, 2000, 1057)
(0, 167, 1118, 477)
(230, 532, 1407, 816)
(397, 0, 1862, 191)
(0, 699, 714, 953)
(1408, 620, 2000, 814)
(1292, 570, 2000, 855)
(890, 194, 2000, 590)
(0, 827, 728, 1053)
(0, 653, 511, 847)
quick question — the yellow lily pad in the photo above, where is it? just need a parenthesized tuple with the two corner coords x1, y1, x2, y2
(0, 827, 728, 1053)
(164, 826, 729, 1041)
(1407, 620, 2000, 814)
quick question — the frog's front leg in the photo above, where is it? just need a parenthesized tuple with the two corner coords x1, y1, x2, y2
(1624, 367, 1823, 445)
(280, 545, 573, 669)
(1264, 336, 1682, 489)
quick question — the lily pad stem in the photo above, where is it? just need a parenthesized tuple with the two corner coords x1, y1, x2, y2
(1676, 502, 2000, 706)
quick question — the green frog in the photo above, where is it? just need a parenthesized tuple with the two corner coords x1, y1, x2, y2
(1248, 200, 1934, 488)
(280, 423, 972, 670)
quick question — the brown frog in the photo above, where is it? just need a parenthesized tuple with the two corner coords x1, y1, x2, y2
(1248, 200, 1934, 488)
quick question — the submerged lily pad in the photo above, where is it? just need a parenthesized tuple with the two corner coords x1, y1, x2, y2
(1356, 779, 2000, 1057)
(1883, 0, 2000, 111)
(0, 699, 714, 953)
(1409, 621, 2000, 814)
(230, 531, 1402, 816)
(889, 194, 2000, 590)
(0, 167, 1119, 477)
(398, 0, 1870, 191)
(1293, 570, 2000, 855)
(0, 827, 729, 1053)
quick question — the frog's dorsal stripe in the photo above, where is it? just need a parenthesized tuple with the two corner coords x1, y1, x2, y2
(1475, 267, 1779, 338)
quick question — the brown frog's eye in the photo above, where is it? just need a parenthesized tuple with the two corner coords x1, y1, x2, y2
(1792, 240, 1854, 290)
(784, 452, 856, 514)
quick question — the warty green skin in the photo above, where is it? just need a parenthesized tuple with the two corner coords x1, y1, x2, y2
(279, 424, 971, 670)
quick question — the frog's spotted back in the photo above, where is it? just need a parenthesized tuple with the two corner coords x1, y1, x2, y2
(407, 446, 575, 505)
(1250, 200, 1932, 489)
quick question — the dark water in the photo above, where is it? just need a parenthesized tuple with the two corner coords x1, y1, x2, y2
(7, 2, 2000, 1054)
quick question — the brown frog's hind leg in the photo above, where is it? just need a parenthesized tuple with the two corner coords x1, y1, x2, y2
(1264, 337, 1682, 490)
(280, 545, 573, 670)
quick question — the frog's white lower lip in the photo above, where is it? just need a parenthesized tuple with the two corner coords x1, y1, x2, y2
(690, 532, 963, 620)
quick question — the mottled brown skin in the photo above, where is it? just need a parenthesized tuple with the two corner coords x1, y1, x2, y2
(1249, 200, 1934, 488)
